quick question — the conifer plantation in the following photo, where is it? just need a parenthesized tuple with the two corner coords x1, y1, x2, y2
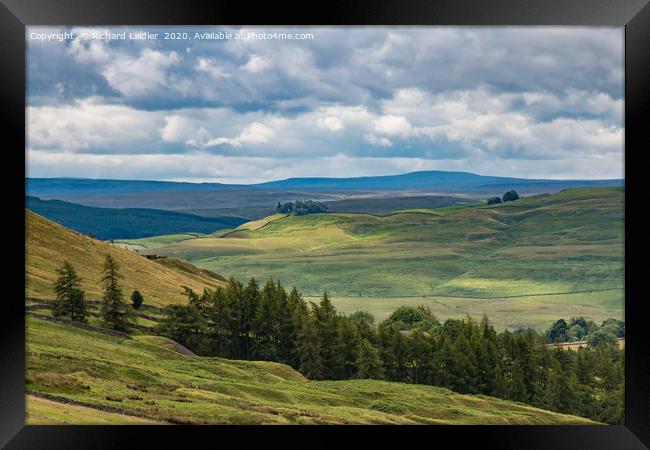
(156, 277, 625, 424)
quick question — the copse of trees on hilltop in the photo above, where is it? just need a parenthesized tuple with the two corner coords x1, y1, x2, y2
(276, 200, 328, 215)
(487, 190, 520, 205)
(155, 279, 625, 424)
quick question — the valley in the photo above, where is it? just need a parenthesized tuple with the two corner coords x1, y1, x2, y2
(116, 187, 624, 330)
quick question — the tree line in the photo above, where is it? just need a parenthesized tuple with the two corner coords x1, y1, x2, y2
(155, 278, 624, 424)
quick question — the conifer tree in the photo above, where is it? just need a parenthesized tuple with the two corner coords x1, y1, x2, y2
(53, 261, 88, 322)
(241, 278, 260, 359)
(355, 338, 384, 379)
(333, 317, 360, 379)
(157, 304, 209, 354)
(296, 313, 324, 379)
(130, 290, 144, 310)
(211, 287, 233, 357)
(314, 291, 338, 378)
(100, 254, 131, 331)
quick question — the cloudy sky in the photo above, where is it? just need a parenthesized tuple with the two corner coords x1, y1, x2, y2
(26, 26, 624, 183)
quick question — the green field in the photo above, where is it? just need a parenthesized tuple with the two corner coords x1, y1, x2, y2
(146, 188, 623, 329)
(322, 290, 623, 331)
(25, 316, 596, 425)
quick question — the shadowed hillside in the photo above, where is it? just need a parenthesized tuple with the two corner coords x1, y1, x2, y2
(26, 196, 245, 239)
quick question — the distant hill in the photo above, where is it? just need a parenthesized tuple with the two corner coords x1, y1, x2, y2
(25, 210, 226, 305)
(26, 196, 246, 239)
(26, 171, 624, 198)
(26, 177, 243, 196)
(254, 170, 623, 191)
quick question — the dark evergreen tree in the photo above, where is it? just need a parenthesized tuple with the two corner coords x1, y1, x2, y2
(314, 291, 338, 378)
(100, 254, 131, 331)
(296, 311, 324, 379)
(546, 319, 569, 343)
(355, 338, 384, 379)
(211, 286, 234, 357)
(157, 304, 209, 354)
(52, 261, 88, 322)
(130, 290, 144, 310)
(242, 278, 261, 359)
(333, 317, 360, 379)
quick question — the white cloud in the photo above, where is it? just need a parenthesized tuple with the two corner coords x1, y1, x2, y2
(196, 57, 230, 80)
(315, 116, 344, 131)
(363, 133, 392, 147)
(372, 115, 413, 137)
(189, 121, 276, 148)
(102, 48, 180, 97)
(27, 98, 164, 152)
(242, 54, 272, 73)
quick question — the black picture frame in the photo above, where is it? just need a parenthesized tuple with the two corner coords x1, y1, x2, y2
(2, 0, 648, 448)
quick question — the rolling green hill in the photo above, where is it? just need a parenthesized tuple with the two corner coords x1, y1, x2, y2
(26, 316, 596, 425)
(26, 196, 246, 240)
(26, 210, 226, 306)
(149, 187, 624, 330)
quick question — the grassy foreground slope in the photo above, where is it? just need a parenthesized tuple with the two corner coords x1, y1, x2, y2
(155, 188, 623, 327)
(26, 317, 596, 425)
(26, 210, 225, 306)
(27, 395, 164, 425)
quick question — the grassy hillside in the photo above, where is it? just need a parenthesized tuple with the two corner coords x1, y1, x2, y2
(151, 187, 623, 330)
(26, 196, 245, 240)
(26, 210, 226, 306)
(25, 316, 596, 425)
(27, 395, 164, 424)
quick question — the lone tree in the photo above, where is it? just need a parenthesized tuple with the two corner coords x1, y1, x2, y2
(131, 290, 144, 310)
(502, 190, 520, 202)
(487, 197, 502, 205)
(100, 254, 131, 331)
(53, 261, 88, 322)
